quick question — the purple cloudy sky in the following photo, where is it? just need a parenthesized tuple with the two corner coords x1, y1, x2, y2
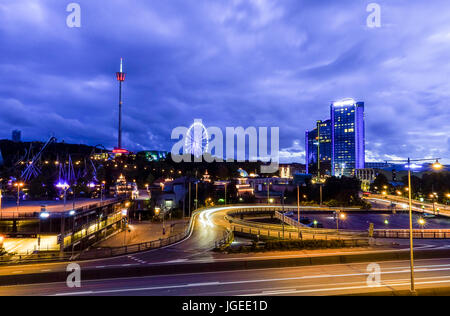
(1, 0, 449, 163)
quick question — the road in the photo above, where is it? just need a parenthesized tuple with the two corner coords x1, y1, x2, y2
(1, 205, 450, 296)
(3, 258, 450, 296)
(368, 194, 450, 217)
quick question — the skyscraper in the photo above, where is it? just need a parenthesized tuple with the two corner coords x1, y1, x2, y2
(330, 98, 365, 177)
(305, 119, 332, 175)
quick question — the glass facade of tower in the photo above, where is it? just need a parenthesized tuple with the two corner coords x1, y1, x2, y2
(305, 119, 332, 174)
(330, 99, 365, 177)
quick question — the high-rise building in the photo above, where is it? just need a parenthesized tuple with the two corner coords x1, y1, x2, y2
(330, 98, 365, 177)
(12, 130, 21, 142)
(305, 119, 332, 175)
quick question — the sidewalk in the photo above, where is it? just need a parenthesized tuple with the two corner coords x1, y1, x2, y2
(96, 219, 189, 248)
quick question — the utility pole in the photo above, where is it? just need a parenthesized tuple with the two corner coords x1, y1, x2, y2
(317, 121, 323, 206)
(188, 181, 191, 217)
(407, 158, 416, 294)
(224, 183, 227, 205)
(297, 185, 300, 223)
(195, 181, 198, 211)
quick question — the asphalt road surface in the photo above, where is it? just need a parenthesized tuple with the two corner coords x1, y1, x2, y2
(3, 258, 450, 296)
(1, 205, 450, 296)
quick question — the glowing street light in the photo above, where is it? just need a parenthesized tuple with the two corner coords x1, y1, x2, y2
(386, 157, 443, 294)
(432, 160, 443, 170)
(14, 182, 25, 218)
(418, 218, 426, 228)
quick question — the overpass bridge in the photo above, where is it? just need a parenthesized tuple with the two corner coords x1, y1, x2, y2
(0, 198, 129, 254)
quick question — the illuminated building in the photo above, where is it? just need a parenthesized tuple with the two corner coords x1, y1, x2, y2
(138, 151, 168, 162)
(202, 170, 211, 183)
(305, 120, 332, 175)
(330, 99, 365, 177)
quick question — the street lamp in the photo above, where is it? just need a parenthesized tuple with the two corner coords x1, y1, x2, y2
(418, 218, 426, 228)
(101, 181, 106, 203)
(335, 211, 345, 233)
(56, 181, 70, 252)
(386, 157, 442, 294)
(56, 182, 70, 212)
(14, 182, 25, 218)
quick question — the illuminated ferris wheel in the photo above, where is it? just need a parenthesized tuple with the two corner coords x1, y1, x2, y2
(185, 120, 209, 157)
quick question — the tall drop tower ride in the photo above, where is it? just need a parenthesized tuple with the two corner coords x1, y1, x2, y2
(116, 58, 126, 151)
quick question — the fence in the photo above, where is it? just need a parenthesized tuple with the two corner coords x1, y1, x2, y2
(373, 229, 450, 239)
(232, 225, 369, 245)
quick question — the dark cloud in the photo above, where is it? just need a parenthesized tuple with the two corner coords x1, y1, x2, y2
(0, 0, 449, 163)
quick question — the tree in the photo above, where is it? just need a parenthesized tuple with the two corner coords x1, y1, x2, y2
(370, 173, 389, 192)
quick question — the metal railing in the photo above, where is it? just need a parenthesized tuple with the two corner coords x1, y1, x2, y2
(232, 225, 369, 244)
(373, 229, 450, 239)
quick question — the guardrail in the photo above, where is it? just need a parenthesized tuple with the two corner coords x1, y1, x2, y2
(225, 206, 369, 239)
(373, 229, 450, 239)
(274, 211, 368, 237)
(232, 225, 369, 244)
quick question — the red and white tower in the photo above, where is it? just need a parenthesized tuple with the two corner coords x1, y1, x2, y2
(115, 58, 126, 151)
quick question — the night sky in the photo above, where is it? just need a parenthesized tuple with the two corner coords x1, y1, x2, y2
(1, 0, 449, 163)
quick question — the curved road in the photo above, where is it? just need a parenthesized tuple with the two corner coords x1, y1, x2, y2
(2, 205, 450, 296)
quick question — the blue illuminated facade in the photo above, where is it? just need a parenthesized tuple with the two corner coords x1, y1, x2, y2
(330, 99, 365, 177)
(304, 99, 365, 178)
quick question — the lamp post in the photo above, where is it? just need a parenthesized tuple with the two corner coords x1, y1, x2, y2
(267, 181, 271, 204)
(14, 182, 24, 219)
(224, 182, 228, 205)
(195, 181, 198, 211)
(101, 181, 106, 203)
(386, 158, 442, 294)
(297, 185, 300, 224)
(56, 182, 70, 253)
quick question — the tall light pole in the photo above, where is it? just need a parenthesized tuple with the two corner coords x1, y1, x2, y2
(297, 185, 300, 223)
(224, 182, 228, 205)
(195, 181, 198, 211)
(14, 182, 24, 218)
(56, 182, 70, 253)
(188, 181, 191, 217)
(387, 157, 443, 294)
(101, 181, 105, 203)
